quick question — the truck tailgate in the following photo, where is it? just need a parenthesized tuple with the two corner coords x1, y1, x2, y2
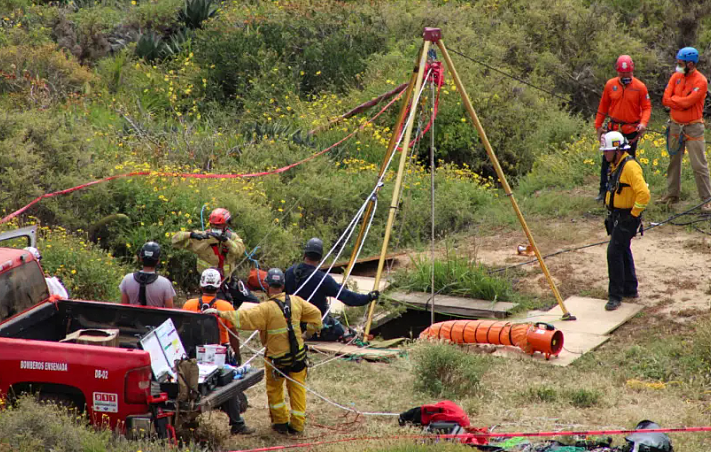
(197, 368, 264, 411)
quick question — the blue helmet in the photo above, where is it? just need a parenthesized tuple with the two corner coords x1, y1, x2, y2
(677, 47, 699, 63)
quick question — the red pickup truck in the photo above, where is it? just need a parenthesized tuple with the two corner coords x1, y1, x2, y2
(0, 227, 263, 437)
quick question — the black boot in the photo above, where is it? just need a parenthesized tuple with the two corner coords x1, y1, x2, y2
(232, 424, 255, 435)
(605, 299, 621, 311)
(272, 423, 289, 434)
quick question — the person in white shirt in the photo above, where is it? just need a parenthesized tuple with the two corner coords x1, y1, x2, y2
(24, 246, 69, 299)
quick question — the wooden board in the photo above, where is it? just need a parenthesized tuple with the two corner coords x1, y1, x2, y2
(488, 330, 611, 367)
(521, 296, 644, 336)
(369, 337, 407, 348)
(321, 253, 404, 271)
(330, 274, 389, 293)
(306, 341, 401, 361)
(485, 296, 643, 367)
(388, 291, 517, 319)
(325, 275, 389, 314)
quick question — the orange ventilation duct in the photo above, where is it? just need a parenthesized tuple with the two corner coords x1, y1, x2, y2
(419, 320, 564, 360)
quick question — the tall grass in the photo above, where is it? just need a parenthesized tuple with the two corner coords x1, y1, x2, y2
(395, 248, 513, 301)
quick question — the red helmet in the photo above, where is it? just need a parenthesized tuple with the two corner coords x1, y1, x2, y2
(209, 208, 232, 226)
(615, 55, 634, 72)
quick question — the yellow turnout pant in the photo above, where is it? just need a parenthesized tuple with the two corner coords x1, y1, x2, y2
(265, 360, 307, 432)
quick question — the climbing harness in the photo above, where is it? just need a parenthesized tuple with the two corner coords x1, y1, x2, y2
(268, 294, 308, 374)
(606, 155, 633, 209)
(665, 121, 685, 156)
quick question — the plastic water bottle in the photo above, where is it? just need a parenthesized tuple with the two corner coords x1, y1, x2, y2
(234, 364, 252, 380)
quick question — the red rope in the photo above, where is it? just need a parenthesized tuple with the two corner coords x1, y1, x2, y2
(0, 90, 404, 226)
(227, 426, 711, 452)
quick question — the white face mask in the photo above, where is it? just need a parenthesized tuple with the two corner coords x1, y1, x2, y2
(676, 65, 687, 74)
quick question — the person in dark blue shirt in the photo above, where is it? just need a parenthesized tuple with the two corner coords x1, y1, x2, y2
(285, 238, 379, 342)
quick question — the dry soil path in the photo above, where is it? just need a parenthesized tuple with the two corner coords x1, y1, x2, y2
(471, 218, 711, 318)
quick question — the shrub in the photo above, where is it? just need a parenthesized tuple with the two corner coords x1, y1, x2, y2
(565, 388, 601, 408)
(0, 396, 194, 451)
(410, 341, 489, 398)
(126, 0, 183, 34)
(0, 44, 93, 101)
(0, 111, 96, 220)
(39, 226, 131, 302)
(0, 397, 99, 452)
(523, 385, 558, 403)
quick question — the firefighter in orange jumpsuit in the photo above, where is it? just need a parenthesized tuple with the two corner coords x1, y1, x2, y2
(657, 47, 711, 211)
(594, 55, 652, 201)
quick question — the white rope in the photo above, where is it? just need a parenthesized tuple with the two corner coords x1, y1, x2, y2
(239, 330, 259, 350)
(236, 70, 432, 352)
(239, 338, 400, 417)
(299, 70, 433, 315)
(322, 195, 378, 320)
(309, 340, 378, 369)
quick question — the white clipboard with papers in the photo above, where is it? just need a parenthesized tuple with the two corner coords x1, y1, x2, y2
(139, 318, 187, 381)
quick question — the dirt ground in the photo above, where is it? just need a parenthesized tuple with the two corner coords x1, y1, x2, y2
(470, 218, 711, 317)
(219, 220, 711, 451)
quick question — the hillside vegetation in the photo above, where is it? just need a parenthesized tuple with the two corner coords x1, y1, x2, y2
(2, 0, 709, 297)
(6, 0, 711, 451)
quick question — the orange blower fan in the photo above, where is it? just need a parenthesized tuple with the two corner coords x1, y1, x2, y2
(419, 320, 564, 360)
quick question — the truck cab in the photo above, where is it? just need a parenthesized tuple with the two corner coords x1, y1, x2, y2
(0, 227, 263, 438)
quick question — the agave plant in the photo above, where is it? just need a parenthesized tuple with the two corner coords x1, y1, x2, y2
(179, 0, 218, 30)
(161, 28, 191, 59)
(134, 31, 164, 62)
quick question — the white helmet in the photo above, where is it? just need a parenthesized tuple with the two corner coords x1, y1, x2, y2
(23, 246, 41, 261)
(600, 131, 630, 152)
(200, 268, 222, 289)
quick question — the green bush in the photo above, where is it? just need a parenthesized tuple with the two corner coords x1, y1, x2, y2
(39, 226, 131, 302)
(410, 341, 489, 398)
(0, 111, 96, 219)
(126, 0, 183, 33)
(523, 385, 558, 403)
(565, 388, 601, 408)
(0, 44, 93, 100)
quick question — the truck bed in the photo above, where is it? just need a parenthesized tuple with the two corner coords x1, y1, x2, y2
(0, 299, 220, 356)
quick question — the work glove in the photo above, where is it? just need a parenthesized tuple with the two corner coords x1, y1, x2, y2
(367, 290, 380, 301)
(190, 232, 207, 240)
(203, 308, 220, 316)
(208, 231, 228, 242)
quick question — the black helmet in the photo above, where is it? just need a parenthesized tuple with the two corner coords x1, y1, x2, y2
(265, 268, 285, 288)
(139, 241, 161, 267)
(625, 420, 672, 452)
(304, 237, 323, 259)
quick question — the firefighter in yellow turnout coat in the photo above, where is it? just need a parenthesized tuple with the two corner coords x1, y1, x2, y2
(171, 208, 245, 275)
(205, 268, 322, 434)
(601, 131, 650, 312)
